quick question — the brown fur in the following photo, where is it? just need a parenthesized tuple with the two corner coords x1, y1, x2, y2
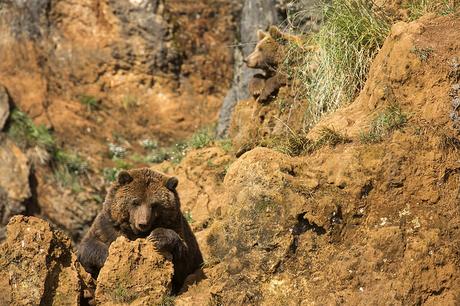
(77, 168, 203, 292)
(245, 26, 305, 103)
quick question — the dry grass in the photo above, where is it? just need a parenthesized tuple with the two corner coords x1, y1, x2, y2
(279, 0, 390, 130)
(405, 0, 459, 21)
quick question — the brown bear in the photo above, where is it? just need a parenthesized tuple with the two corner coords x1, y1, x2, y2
(245, 26, 316, 103)
(77, 168, 203, 293)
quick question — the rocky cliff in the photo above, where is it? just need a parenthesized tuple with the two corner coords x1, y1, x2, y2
(1, 1, 460, 305)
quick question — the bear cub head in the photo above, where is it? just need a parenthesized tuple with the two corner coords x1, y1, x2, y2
(104, 168, 180, 237)
(244, 26, 292, 72)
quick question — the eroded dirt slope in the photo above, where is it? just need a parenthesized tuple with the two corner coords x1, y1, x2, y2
(0, 0, 239, 241)
(176, 14, 460, 305)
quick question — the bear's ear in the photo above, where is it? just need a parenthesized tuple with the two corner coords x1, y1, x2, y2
(268, 26, 288, 44)
(165, 177, 178, 191)
(117, 170, 133, 185)
(257, 29, 267, 40)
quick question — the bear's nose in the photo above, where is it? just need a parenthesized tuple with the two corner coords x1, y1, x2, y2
(137, 222, 150, 232)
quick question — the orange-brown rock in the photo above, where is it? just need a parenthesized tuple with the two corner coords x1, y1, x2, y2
(0, 216, 93, 306)
(95, 236, 174, 306)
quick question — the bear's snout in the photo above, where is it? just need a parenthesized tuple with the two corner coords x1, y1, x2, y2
(133, 205, 153, 233)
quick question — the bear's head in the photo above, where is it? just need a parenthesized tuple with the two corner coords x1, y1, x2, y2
(104, 168, 180, 237)
(244, 26, 289, 71)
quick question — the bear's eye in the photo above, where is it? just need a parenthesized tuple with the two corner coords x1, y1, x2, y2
(131, 199, 140, 206)
(151, 202, 161, 209)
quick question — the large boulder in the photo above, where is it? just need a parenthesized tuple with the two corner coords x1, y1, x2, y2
(95, 236, 174, 306)
(0, 216, 93, 306)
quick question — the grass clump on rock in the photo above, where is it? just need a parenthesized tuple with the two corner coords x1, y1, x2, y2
(360, 104, 408, 143)
(280, 0, 390, 129)
(7, 108, 88, 187)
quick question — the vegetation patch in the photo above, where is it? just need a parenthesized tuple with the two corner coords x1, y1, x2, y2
(266, 126, 351, 157)
(411, 46, 433, 62)
(280, 0, 390, 129)
(7, 109, 55, 151)
(156, 295, 175, 306)
(7, 109, 88, 188)
(78, 94, 100, 112)
(405, 0, 459, 21)
(112, 284, 137, 303)
(360, 104, 408, 143)
(188, 126, 215, 149)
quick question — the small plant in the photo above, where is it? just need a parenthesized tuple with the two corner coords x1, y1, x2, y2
(184, 211, 194, 224)
(78, 95, 100, 112)
(108, 143, 127, 159)
(276, 133, 316, 156)
(360, 104, 408, 143)
(316, 127, 352, 147)
(103, 167, 118, 182)
(189, 127, 215, 149)
(54, 150, 88, 174)
(140, 138, 158, 151)
(146, 149, 170, 164)
(411, 46, 433, 62)
(217, 138, 233, 153)
(53, 165, 82, 192)
(122, 95, 138, 110)
(157, 295, 175, 306)
(53, 150, 88, 190)
(405, 0, 459, 20)
(112, 285, 136, 303)
(7, 109, 55, 151)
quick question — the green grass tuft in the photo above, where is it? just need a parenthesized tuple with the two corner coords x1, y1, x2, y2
(7, 109, 55, 151)
(78, 95, 100, 112)
(189, 126, 215, 149)
(316, 127, 352, 147)
(7, 109, 89, 189)
(360, 104, 408, 143)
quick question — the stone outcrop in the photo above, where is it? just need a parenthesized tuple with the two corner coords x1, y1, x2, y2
(0, 216, 93, 306)
(217, 0, 281, 137)
(0, 139, 30, 240)
(95, 236, 174, 306)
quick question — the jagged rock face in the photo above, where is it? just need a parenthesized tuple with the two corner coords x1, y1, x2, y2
(0, 0, 238, 241)
(95, 236, 174, 306)
(0, 216, 93, 306)
(217, 0, 281, 137)
(0, 0, 237, 146)
(0, 138, 30, 240)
